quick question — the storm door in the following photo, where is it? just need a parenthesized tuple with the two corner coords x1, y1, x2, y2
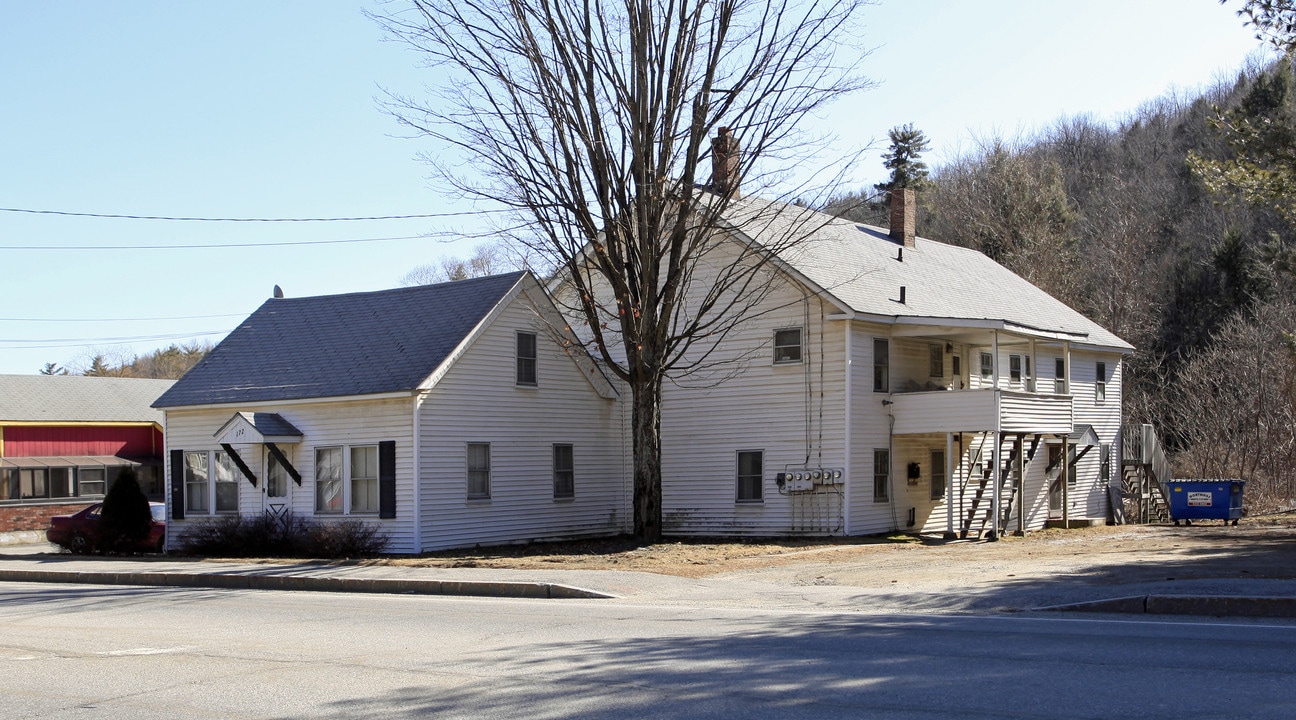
(1048, 445, 1063, 516)
(263, 450, 292, 528)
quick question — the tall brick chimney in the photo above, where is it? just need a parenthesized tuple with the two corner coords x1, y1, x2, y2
(711, 126, 740, 198)
(889, 187, 916, 248)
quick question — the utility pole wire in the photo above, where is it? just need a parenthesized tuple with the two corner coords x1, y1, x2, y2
(0, 207, 506, 222)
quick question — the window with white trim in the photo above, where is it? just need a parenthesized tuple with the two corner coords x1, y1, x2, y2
(930, 449, 946, 501)
(873, 338, 889, 392)
(929, 344, 944, 378)
(315, 447, 343, 514)
(350, 445, 379, 513)
(979, 352, 993, 380)
(467, 443, 491, 499)
(553, 444, 574, 499)
(773, 328, 803, 364)
(1009, 355, 1022, 382)
(184, 452, 209, 513)
(873, 449, 889, 502)
(516, 331, 538, 386)
(736, 450, 763, 502)
(1095, 361, 1107, 404)
(213, 450, 239, 513)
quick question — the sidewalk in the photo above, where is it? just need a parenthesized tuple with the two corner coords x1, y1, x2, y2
(3, 539, 1296, 619)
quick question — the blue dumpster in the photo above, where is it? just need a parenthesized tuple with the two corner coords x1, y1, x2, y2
(1165, 479, 1245, 526)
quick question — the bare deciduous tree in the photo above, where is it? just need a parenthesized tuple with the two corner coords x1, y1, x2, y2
(401, 242, 516, 286)
(372, 0, 871, 541)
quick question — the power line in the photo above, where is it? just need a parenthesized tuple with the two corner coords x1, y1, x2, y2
(0, 234, 437, 251)
(1, 330, 231, 350)
(0, 313, 247, 322)
(0, 207, 500, 222)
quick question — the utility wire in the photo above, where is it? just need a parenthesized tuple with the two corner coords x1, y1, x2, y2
(0, 234, 435, 250)
(2, 330, 231, 350)
(0, 313, 246, 322)
(0, 207, 501, 222)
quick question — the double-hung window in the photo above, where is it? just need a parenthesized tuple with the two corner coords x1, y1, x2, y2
(930, 450, 946, 501)
(873, 338, 889, 392)
(315, 447, 343, 514)
(516, 331, 538, 386)
(1054, 357, 1067, 394)
(979, 352, 993, 380)
(313, 445, 381, 514)
(736, 450, 763, 502)
(467, 443, 491, 499)
(1095, 361, 1107, 404)
(213, 451, 239, 513)
(184, 452, 209, 513)
(1009, 355, 1022, 382)
(553, 444, 574, 499)
(929, 344, 944, 378)
(350, 445, 379, 513)
(873, 449, 889, 502)
(773, 328, 803, 364)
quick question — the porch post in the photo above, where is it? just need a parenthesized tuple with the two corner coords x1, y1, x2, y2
(1062, 340, 1071, 395)
(990, 430, 1001, 539)
(1062, 433, 1070, 528)
(992, 331, 1000, 390)
(1029, 339, 1037, 393)
(1016, 434, 1026, 535)
(945, 432, 954, 537)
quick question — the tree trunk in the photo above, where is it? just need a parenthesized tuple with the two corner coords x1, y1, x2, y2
(630, 377, 663, 543)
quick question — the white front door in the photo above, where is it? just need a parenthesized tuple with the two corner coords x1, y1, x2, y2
(263, 449, 293, 527)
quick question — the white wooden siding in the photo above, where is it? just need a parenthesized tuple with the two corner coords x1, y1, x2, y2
(847, 320, 897, 535)
(1068, 350, 1124, 522)
(163, 397, 416, 552)
(417, 289, 630, 551)
(659, 275, 847, 536)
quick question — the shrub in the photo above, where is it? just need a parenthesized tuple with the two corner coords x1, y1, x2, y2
(99, 467, 152, 552)
(178, 514, 388, 558)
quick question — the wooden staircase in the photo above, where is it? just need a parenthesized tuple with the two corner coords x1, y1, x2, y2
(1120, 423, 1172, 524)
(958, 433, 1041, 539)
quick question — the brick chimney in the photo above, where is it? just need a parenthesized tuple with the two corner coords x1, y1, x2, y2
(711, 127, 740, 198)
(889, 187, 916, 248)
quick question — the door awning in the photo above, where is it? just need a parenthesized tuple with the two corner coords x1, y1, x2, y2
(214, 412, 303, 445)
(1069, 424, 1100, 448)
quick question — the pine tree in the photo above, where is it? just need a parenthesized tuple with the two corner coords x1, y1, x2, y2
(875, 123, 931, 194)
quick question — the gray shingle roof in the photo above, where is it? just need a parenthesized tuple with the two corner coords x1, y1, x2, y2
(225, 412, 303, 439)
(0, 375, 173, 423)
(153, 272, 526, 408)
(723, 197, 1132, 351)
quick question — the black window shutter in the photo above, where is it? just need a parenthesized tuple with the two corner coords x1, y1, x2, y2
(169, 449, 185, 520)
(378, 440, 396, 519)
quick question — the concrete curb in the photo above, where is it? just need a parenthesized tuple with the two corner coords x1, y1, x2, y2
(0, 568, 615, 600)
(1038, 594, 1296, 618)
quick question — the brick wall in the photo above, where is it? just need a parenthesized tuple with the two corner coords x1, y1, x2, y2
(0, 502, 92, 533)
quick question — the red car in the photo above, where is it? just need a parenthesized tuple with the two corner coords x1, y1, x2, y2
(46, 502, 166, 554)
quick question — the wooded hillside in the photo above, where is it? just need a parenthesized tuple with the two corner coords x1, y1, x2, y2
(828, 58, 1296, 511)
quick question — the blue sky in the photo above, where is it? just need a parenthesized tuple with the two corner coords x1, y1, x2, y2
(0, 1, 1267, 375)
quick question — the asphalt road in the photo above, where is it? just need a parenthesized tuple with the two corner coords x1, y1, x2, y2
(2, 582, 1295, 719)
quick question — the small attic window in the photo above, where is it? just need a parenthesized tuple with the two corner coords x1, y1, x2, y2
(773, 328, 803, 364)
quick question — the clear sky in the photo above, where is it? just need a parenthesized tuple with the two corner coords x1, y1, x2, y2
(0, 0, 1268, 376)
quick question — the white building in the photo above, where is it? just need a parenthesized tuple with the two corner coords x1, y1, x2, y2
(153, 272, 629, 553)
(648, 188, 1131, 539)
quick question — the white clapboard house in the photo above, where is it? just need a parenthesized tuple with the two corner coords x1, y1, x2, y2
(155, 152, 1131, 550)
(152, 272, 629, 553)
(640, 185, 1133, 540)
